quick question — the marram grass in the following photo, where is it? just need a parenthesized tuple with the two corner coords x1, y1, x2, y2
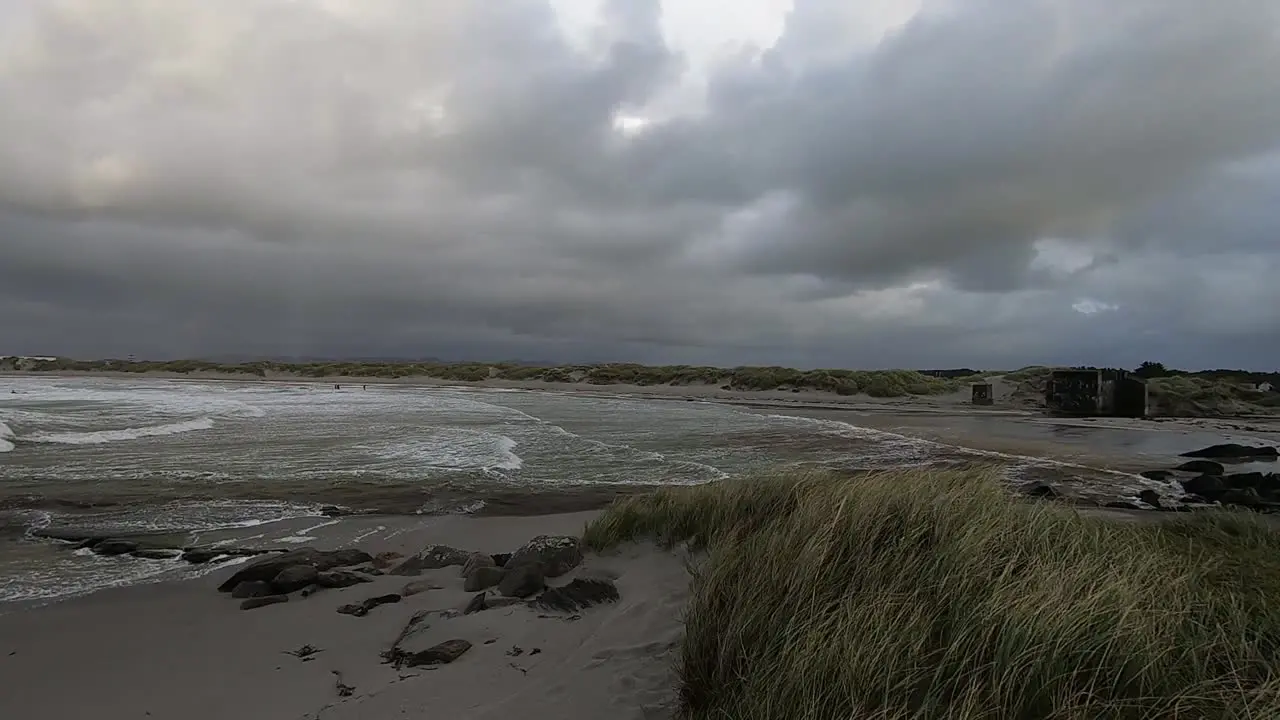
(583, 468, 1280, 720)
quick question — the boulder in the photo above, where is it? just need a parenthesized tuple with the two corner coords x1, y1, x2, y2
(463, 592, 488, 615)
(1175, 460, 1225, 475)
(463, 566, 505, 592)
(490, 553, 513, 568)
(1139, 470, 1174, 481)
(182, 548, 224, 564)
(1218, 488, 1270, 510)
(216, 548, 371, 592)
(241, 595, 288, 610)
(401, 580, 444, 597)
(1137, 490, 1162, 509)
(504, 535, 583, 578)
(131, 548, 180, 560)
(315, 569, 372, 589)
(1180, 443, 1279, 459)
(1180, 474, 1227, 498)
(93, 540, 138, 556)
(531, 578, 620, 613)
(461, 552, 496, 578)
(272, 565, 319, 594)
(387, 545, 471, 576)
(1222, 472, 1280, 496)
(372, 551, 404, 570)
(337, 594, 401, 617)
(406, 639, 472, 667)
(231, 580, 275, 599)
(498, 564, 545, 598)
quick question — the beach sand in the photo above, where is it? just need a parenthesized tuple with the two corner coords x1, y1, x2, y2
(0, 511, 690, 720)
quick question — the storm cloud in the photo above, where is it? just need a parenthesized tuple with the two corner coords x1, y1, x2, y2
(2, 0, 1279, 369)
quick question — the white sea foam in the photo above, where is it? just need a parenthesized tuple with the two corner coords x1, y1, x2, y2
(367, 430, 524, 472)
(0, 420, 14, 453)
(25, 417, 215, 445)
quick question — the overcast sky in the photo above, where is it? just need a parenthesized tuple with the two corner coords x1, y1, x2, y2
(2, 0, 1279, 370)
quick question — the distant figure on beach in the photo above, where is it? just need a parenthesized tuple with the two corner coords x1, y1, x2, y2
(335, 384, 341, 390)
(362, 385, 367, 390)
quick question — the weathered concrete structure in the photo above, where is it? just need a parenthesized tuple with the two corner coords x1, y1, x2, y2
(971, 383, 994, 406)
(1045, 368, 1147, 418)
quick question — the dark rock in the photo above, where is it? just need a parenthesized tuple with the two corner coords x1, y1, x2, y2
(1104, 501, 1142, 510)
(372, 551, 403, 570)
(315, 569, 372, 589)
(241, 595, 289, 610)
(498, 564, 545, 598)
(182, 548, 224, 564)
(406, 639, 472, 667)
(531, 578, 621, 613)
(461, 552, 496, 578)
(216, 548, 372, 592)
(401, 580, 443, 597)
(92, 540, 138, 556)
(131, 548, 180, 560)
(319, 505, 346, 517)
(463, 592, 488, 615)
(387, 545, 471, 576)
(463, 566, 505, 592)
(231, 580, 275, 599)
(1139, 470, 1175, 481)
(490, 553, 512, 568)
(1181, 474, 1227, 498)
(1219, 488, 1269, 509)
(272, 565, 320, 594)
(1222, 472, 1280, 495)
(336, 594, 401, 617)
(1180, 443, 1279, 459)
(1023, 483, 1059, 500)
(1175, 460, 1225, 475)
(1137, 490, 1162, 509)
(504, 535, 583, 578)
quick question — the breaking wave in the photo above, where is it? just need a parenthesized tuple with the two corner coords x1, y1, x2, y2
(24, 417, 216, 446)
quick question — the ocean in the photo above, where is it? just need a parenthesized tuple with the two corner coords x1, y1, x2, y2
(0, 375, 1263, 606)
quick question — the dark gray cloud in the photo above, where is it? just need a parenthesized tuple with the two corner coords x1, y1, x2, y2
(2, 0, 1280, 369)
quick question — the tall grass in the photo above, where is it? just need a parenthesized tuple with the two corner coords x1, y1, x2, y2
(583, 468, 1280, 719)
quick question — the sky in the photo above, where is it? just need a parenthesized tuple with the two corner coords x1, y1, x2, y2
(2, 0, 1280, 370)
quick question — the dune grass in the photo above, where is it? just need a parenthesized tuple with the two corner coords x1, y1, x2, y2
(583, 468, 1280, 720)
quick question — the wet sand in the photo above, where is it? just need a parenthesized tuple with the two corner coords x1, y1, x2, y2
(0, 511, 689, 720)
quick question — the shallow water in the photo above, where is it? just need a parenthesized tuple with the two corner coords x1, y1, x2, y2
(0, 376, 1265, 603)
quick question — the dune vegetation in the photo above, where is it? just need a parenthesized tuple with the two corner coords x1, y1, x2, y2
(583, 467, 1280, 720)
(8, 357, 973, 398)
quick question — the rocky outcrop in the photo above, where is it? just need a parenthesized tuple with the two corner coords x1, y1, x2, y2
(272, 565, 319, 593)
(337, 593, 401, 617)
(371, 551, 404, 570)
(504, 535, 583, 578)
(531, 578, 620, 612)
(1137, 490, 1162, 508)
(1180, 472, 1280, 510)
(387, 545, 471, 576)
(1175, 460, 1225, 475)
(406, 639, 472, 667)
(1139, 470, 1174, 481)
(498, 564, 545, 598)
(231, 580, 275, 599)
(92, 540, 139, 556)
(316, 569, 372, 589)
(241, 595, 288, 610)
(216, 548, 372, 592)
(131, 548, 180, 560)
(1180, 444, 1279, 459)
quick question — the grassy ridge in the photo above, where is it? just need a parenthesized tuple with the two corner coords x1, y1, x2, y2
(584, 469, 1280, 719)
(7, 358, 970, 398)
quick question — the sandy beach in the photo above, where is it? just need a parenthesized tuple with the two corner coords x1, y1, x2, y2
(0, 510, 690, 720)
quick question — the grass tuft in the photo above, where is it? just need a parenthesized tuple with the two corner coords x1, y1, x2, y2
(584, 468, 1280, 719)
